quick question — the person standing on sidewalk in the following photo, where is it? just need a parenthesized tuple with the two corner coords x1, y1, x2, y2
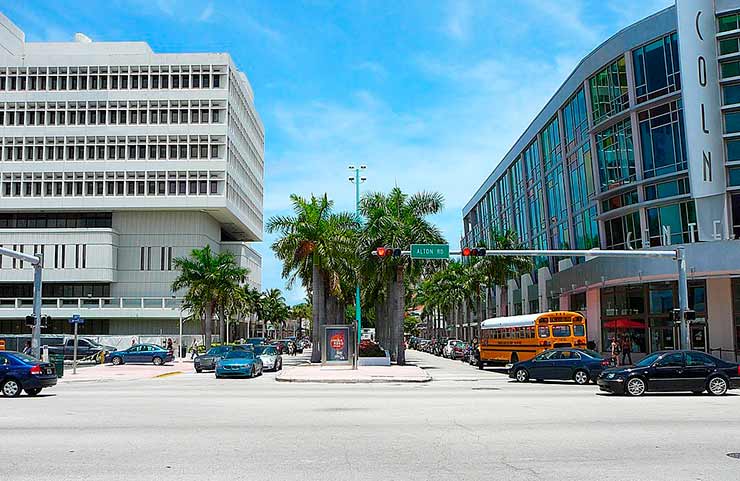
(610, 337, 621, 366)
(22, 340, 32, 355)
(189, 339, 199, 359)
(621, 335, 633, 365)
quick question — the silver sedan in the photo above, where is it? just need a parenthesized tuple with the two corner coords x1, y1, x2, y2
(255, 345, 283, 371)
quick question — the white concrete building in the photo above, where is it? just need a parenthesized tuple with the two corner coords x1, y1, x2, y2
(0, 13, 263, 339)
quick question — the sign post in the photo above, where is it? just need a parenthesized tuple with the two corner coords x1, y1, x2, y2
(69, 314, 84, 374)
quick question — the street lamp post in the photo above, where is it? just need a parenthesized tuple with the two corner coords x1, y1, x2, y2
(348, 165, 366, 345)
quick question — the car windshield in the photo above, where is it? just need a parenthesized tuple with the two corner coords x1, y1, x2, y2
(11, 352, 37, 363)
(262, 347, 277, 355)
(206, 347, 227, 356)
(635, 353, 662, 367)
(225, 351, 253, 359)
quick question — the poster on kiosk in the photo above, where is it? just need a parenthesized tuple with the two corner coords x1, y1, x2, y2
(321, 325, 354, 366)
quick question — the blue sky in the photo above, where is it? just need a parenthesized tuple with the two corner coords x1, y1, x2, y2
(2, 0, 672, 304)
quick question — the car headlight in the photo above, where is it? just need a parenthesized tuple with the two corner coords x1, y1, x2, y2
(606, 373, 615, 379)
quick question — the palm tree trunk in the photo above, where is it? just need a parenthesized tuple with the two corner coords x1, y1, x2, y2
(219, 305, 226, 343)
(310, 259, 323, 363)
(375, 299, 385, 350)
(205, 302, 214, 349)
(392, 266, 406, 365)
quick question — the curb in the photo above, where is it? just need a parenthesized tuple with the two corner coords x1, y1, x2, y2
(275, 374, 431, 384)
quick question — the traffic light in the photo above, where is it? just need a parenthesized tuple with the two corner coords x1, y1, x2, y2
(374, 247, 401, 258)
(671, 309, 696, 323)
(461, 247, 487, 257)
(24, 314, 50, 328)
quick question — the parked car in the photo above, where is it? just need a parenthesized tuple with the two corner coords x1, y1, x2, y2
(215, 350, 263, 378)
(109, 344, 174, 366)
(0, 351, 57, 397)
(194, 345, 251, 373)
(243, 338, 268, 347)
(509, 348, 609, 385)
(46, 337, 115, 360)
(442, 339, 462, 358)
(255, 344, 282, 371)
(597, 350, 740, 396)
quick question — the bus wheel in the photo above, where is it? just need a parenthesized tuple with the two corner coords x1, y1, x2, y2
(510, 353, 519, 364)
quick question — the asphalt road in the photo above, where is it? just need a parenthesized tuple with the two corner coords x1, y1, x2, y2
(3, 350, 740, 481)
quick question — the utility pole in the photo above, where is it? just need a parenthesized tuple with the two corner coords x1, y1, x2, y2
(0, 247, 43, 358)
(349, 165, 367, 343)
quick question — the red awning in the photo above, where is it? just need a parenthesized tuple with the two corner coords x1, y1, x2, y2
(603, 318, 646, 329)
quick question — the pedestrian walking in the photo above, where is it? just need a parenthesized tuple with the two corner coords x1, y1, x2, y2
(621, 335, 633, 365)
(131, 337, 136, 347)
(166, 338, 174, 351)
(189, 338, 199, 359)
(610, 337, 621, 366)
(22, 340, 32, 355)
(289, 341, 296, 356)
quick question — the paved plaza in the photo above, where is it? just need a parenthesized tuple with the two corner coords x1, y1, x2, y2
(3, 350, 740, 481)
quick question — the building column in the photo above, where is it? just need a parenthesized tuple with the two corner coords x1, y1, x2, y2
(586, 287, 601, 352)
(706, 278, 735, 360)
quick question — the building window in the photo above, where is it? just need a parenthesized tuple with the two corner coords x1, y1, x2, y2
(632, 33, 680, 104)
(562, 89, 588, 151)
(570, 292, 586, 311)
(638, 101, 687, 178)
(719, 12, 740, 32)
(729, 167, 740, 187)
(601, 189, 638, 213)
(719, 37, 740, 56)
(646, 200, 697, 246)
(595, 119, 635, 191)
(604, 211, 641, 250)
(573, 206, 599, 250)
(589, 56, 629, 125)
(724, 83, 740, 105)
(731, 193, 740, 239)
(644, 177, 690, 201)
(721, 59, 740, 79)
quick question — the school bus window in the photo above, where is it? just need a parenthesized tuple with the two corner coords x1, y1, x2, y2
(573, 324, 585, 336)
(552, 325, 571, 337)
(538, 326, 549, 338)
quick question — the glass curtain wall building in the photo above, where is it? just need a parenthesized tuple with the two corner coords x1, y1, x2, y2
(460, 1, 740, 360)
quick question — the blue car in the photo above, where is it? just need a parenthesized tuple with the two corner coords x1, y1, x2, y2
(215, 350, 263, 378)
(109, 344, 174, 366)
(0, 351, 57, 397)
(508, 348, 608, 385)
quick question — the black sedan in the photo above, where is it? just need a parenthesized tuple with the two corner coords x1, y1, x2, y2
(509, 348, 608, 385)
(597, 350, 740, 396)
(194, 345, 251, 373)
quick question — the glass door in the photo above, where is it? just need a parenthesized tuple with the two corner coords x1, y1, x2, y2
(650, 326, 676, 352)
(689, 322, 707, 352)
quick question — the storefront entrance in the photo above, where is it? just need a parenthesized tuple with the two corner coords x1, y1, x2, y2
(668, 320, 708, 352)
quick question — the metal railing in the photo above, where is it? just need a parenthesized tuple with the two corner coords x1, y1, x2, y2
(709, 347, 740, 363)
(0, 297, 184, 310)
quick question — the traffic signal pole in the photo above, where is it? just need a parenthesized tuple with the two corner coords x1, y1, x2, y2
(378, 246, 691, 349)
(0, 246, 43, 358)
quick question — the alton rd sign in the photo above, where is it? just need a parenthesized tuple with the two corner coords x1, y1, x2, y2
(410, 244, 449, 259)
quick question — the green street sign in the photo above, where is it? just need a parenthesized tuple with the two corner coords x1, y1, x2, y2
(410, 244, 449, 260)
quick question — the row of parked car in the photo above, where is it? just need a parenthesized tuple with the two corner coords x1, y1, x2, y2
(409, 337, 740, 396)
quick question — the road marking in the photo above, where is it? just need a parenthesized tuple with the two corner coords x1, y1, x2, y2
(152, 371, 184, 379)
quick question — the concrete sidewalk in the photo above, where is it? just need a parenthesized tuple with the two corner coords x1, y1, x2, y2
(58, 361, 192, 383)
(275, 364, 431, 383)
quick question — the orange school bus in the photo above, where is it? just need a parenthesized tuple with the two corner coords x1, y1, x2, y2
(477, 311, 587, 367)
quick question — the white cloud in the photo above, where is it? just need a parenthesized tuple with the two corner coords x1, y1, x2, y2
(354, 61, 388, 80)
(443, 0, 473, 41)
(198, 3, 214, 22)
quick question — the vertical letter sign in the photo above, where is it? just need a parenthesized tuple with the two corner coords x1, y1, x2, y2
(677, 1, 728, 240)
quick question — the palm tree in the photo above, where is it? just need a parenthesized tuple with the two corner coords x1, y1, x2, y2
(360, 188, 445, 365)
(267, 194, 358, 362)
(261, 288, 289, 338)
(476, 230, 533, 318)
(171, 245, 248, 349)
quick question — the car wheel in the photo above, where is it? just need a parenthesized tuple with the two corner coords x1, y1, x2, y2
(152, 356, 163, 366)
(573, 369, 589, 385)
(25, 388, 42, 396)
(249, 366, 255, 378)
(626, 377, 646, 396)
(515, 368, 529, 382)
(215, 374, 222, 379)
(195, 367, 202, 373)
(707, 376, 728, 396)
(1, 379, 22, 397)
(112, 356, 123, 366)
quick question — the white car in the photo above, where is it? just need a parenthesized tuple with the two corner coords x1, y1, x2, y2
(256, 345, 282, 371)
(442, 339, 462, 358)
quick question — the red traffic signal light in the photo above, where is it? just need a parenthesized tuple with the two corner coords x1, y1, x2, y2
(374, 247, 402, 258)
(461, 247, 486, 257)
